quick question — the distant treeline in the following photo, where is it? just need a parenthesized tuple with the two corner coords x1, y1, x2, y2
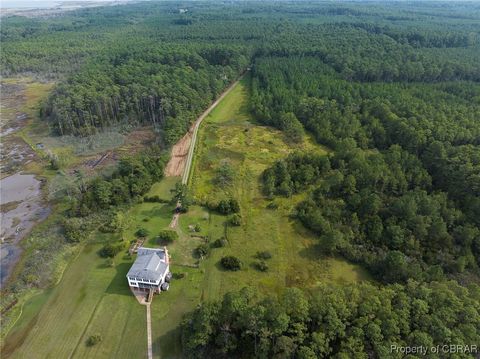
(2, 1, 479, 145)
(256, 55, 480, 283)
(2, 1, 480, 355)
(41, 46, 248, 144)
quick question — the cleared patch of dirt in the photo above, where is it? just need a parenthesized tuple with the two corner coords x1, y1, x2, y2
(120, 127, 156, 154)
(164, 75, 244, 178)
(164, 130, 193, 177)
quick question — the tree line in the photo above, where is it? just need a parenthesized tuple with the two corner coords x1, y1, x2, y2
(252, 55, 480, 262)
(2, 1, 479, 355)
(264, 148, 479, 283)
(41, 46, 248, 145)
(181, 282, 480, 358)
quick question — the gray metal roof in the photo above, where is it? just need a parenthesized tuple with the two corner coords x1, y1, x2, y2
(127, 247, 169, 282)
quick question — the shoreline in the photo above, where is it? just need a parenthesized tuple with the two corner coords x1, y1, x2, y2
(0, 1, 135, 18)
(0, 172, 51, 287)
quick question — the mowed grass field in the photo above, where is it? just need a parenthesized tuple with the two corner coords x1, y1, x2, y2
(3, 176, 201, 359)
(3, 242, 147, 359)
(4, 76, 369, 359)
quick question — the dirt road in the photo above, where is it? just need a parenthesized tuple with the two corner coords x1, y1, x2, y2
(164, 75, 245, 182)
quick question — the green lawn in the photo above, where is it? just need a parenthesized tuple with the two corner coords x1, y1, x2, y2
(3, 242, 146, 359)
(4, 76, 369, 359)
(3, 238, 203, 359)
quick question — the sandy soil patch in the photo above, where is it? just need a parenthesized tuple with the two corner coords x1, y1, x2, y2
(164, 130, 192, 177)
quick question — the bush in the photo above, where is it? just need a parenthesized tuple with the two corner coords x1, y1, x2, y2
(49, 155, 60, 170)
(212, 238, 228, 248)
(172, 183, 192, 212)
(100, 243, 124, 258)
(194, 224, 202, 232)
(256, 251, 272, 260)
(86, 334, 102, 347)
(213, 161, 235, 188)
(266, 202, 278, 210)
(158, 230, 179, 243)
(220, 256, 242, 271)
(230, 213, 242, 226)
(99, 211, 130, 234)
(195, 244, 210, 258)
(255, 260, 269, 272)
(216, 198, 240, 214)
(135, 227, 149, 237)
(106, 258, 115, 267)
(173, 272, 186, 279)
(144, 195, 167, 203)
(63, 217, 90, 243)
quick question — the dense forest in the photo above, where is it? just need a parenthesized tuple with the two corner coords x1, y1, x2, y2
(246, 4, 480, 287)
(181, 283, 480, 358)
(41, 46, 248, 143)
(2, 1, 480, 357)
(254, 55, 480, 284)
(2, 1, 479, 145)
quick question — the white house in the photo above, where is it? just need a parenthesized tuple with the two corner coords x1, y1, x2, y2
(127, 247, 172, 293)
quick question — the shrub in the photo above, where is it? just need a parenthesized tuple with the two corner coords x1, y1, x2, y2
(100, 243, 124, 258)
(144, 195, 167, 203)
(212, 238, 228, 248)
(63, 217, 90, 243)
(216, 199, 240, 214)
(99, 221, 115, 233)
(158, 230, 178, 243)
(172, 183, 192, 212)
(49, 155, 60, 170)
(106, 258, 115, 267)
(135, 227, 149, 237)
(230, 213, 242, 226)
(173, 272, 186, 279)
(220, 256, 241, 271)
(255, 260, 269, 272)
(256, 251, 272, 260)
(86, 334, 102, 347)
(194, 224, 202, 232)
(195, 244, 210, 258)
(266, 202, 278, 210)
(213, 161, 235, 188)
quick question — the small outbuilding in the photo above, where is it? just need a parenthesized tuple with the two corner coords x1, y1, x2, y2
(127, 247, 171, 294)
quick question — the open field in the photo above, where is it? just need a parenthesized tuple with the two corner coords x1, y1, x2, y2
(2, 190, 205, 359)
(3, 75, 369, 359)
(3, 236, 203, 359)
(188, 76, 369, 299)
(3, 241, 148, 359)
